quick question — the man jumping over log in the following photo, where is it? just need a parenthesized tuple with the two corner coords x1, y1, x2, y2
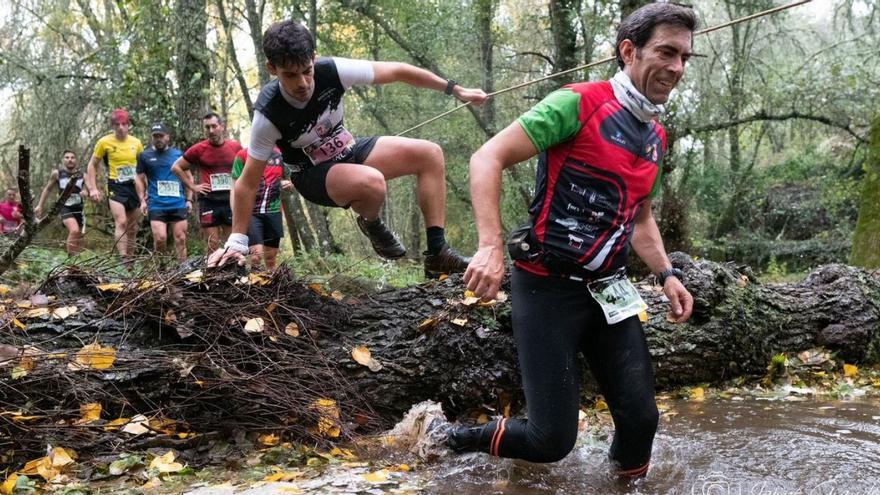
(207, 20, 487, 276)
(448, 3, 696, 479)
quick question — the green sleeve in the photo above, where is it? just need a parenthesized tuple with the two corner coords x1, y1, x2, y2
(515, 88, 583, 152)
(231, 155, 244, 180)
(648, 168, 663, 199)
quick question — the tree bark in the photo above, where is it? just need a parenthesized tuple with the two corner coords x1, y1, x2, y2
(850, 111, 880, 268)
(174, 0, 210, 147)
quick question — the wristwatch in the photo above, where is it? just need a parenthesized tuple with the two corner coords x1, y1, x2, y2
(445, 79, 457, 96)
(658, 267, 684, 285)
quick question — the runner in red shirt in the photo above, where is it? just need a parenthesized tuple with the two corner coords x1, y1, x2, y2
(172, 112, 243, 251)
(0, 188, 22, 234)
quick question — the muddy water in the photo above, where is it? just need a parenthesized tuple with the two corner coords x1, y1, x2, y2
(425, 398, 880, 494)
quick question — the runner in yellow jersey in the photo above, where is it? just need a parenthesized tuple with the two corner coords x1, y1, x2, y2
(85, 108, 145, 258)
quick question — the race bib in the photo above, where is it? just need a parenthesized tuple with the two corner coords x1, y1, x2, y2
(157, 180, 181, 197)
(587, 272, 648, 325)
(303, 127, 355, 165)
(209, 173, 232, 191)
(64, 194, 82, 207)
(116, 165, 135, 182)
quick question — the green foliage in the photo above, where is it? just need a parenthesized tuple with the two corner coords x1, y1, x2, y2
(281, 250, 424, 291)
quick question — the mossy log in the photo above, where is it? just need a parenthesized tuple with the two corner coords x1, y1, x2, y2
(1, 253, 879, 462)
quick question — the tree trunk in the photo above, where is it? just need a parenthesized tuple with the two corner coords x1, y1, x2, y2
(3, 254, 879, 462)
(174, 0, 210, 147)
(549, 0, 578, 85)
(850, 112, 880, 268)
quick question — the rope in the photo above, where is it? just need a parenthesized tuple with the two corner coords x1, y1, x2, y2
(396, 0, 813, 137)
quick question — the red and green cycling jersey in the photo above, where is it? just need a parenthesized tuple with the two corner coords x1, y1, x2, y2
(516, 80, 666, 277)
(231, 148, 285, 214)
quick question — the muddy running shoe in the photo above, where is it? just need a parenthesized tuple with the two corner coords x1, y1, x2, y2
(445, 424, 488, 454)
(357, 216, 406, 259)
(424, 243, 471, 278)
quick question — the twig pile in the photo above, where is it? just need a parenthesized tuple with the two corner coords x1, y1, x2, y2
(1, 260, 381, 466)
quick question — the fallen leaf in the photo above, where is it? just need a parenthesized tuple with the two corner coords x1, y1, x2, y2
(149, 451, 183, 474)
(109, 454, 142, 476)
(638, 311, 648, 323)
(184, 270, 203, 284)
(462, 296, 480, 307)
(51, 306, 78, 320)
(351, 346, 383, 372)
(20, 447, 76, 481)
(244, 317, 265, 333)
(15, 300, 31, 309)
(104, 417, 130, 431)
(77, 403, 101, 424)
(451, 318, 468, 327)
(843, 364, 858, 377)
(1, 474, 17, 495)
(164, 310, 177, 326)
(689, 387, 705, 401)
(22, 307, 50, 319)
(11, 415, 42, 422)
(69, 343, 115, 370)
(0, 284, 9, 296)
(95, 283, 124, 292)
(284, 323, 300, 337)
(11, 356, 33, 380)
(264, 469, 302, 482)
(330, 291, 344, 301)
(438, 274, 448, 281)
(265, 302, 278, 314)
(594, 399, 609, 412)
(417, 317, 437, 330)
(361, 469, 389, 483)
(12, 318, 25, 330)
(121, 415, 150, 435)
(258, 433, 280, 446)
(309, 399, 341, 438)
(248, 273, 270, 286)
(308, 283, 324, 295)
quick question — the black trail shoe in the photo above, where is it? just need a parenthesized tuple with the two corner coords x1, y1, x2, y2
(424, 243, 471, 277)
(357, 216, 406, 259)
(446, 425, 489, 454)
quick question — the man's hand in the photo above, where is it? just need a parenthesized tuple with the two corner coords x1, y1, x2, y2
(192, 183, 211, 196)
(280, 180, 294, 191)
(207, 233, 249, 268)
(89, 189, 103, 203)
(454, 86, 489, 106)
(463, 244, 506, 301)
(185, 200, 193, 215)
(34, 205, 43, 218)
(139, 200, 148, 216)
(663, 277, 693, 324)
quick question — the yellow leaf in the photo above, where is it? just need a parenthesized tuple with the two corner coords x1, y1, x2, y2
(185, 270, 204, 283)
(361, 469, 389, 483)
(11, 415, 42, 422)
(258, 433, 279, 446)
(149, 417, 178, 434)
(70, 343, 115, 370)
(284, 323, 300, 337)
(0, 284, 9, 296)
(417, 317, 437, 330)
(265, 302, 278, 314)
(95, 283, 124, 292)
(594, 399, 609, 412)
(12, 318, 25, 330)
(638, 311, 648, 323)
(328, 447, 355, 460)
(309, 399, 341, 438)
(248, 273, 270, 286)
(308, 283, 324, 295)
(263, 470, 302, 482)
(393, 464, 410, 472)
(15, 300, 31, 308)
(138, 280, 158, 290)
(1, 474, 17, 495)
(843, 364, 858, 377)
(476, 414, 489, 424)
(23, 307, 50, 319)
(689, 387, 705, 401)
(463, 290, 476, 298)
(104, 417, 130, 431)
(462, 296, 480, 307)
(330, 290, 344, 301)
(52, 306, 78, 320)
(438, 274, 448, 281)
(351, 346, 372, 366)
(78, 403, 102, 424)
(50, 447, 75, 467)
(269, 336, 278, 342)
(244, 317, 265, 333)
(11, 356, 33, 379)
(149, 451, 183, 473)
(451, 318, 468, 327)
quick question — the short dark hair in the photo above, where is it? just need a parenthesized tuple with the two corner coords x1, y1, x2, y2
(202, 112, 223, 124)
(263, 20, 315, 68)
(615, 3, 698, 69)
(62, 149, 76, 157)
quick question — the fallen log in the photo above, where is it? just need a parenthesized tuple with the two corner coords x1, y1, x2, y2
(1, 253, 878, 465)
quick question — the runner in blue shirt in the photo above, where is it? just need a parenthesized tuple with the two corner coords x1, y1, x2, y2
(136, 123, 192, 260)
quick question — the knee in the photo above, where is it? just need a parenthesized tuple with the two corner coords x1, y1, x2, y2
(153, 233, 167, 244)
(356, 169, 387, 201)
(622, 404, 659, 439)
(527, 425, 578, 463)
(419, 141, 444, 170)
(173, 231, 186, 242)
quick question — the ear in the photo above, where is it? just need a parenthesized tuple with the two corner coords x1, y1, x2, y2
(267, 62, 277, 76)
(619, 39, 636, 66)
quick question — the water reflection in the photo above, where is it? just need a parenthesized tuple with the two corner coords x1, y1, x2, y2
(425, 398, 880, 494)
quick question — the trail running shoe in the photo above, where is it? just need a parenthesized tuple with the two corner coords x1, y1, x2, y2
(424, 243, 471, 277)
(445, 424, 488, 454)
(357, 216, 406, 259)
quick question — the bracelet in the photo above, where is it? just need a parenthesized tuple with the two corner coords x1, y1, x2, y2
(445, 79, 457, 96)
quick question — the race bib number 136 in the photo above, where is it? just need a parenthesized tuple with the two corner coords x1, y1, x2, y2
(303, 128, 354, 165)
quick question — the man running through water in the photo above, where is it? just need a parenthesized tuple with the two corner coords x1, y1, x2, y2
(231, 147, 292, 269)
(449, 3, 696, 479)
(85, 108, 144, 257)
(136, 123, 191, 261)
(208, 20, 487, 274)
(172, 113, 242, 252)
(35, 149, 89, 254)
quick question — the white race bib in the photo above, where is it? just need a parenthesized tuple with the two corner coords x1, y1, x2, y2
(303, 127, 355, 165)
(209, 173, 232, 191)
(116, 165, 135, 182)
(157, 180, 181, 197)
(587, 272, 648, 325)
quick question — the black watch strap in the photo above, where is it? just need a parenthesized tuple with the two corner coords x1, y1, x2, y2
(445, 79, 457, 96)
(658, 267, 684, 285)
